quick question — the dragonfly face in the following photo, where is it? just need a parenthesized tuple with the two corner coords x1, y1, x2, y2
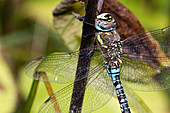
(95, 13, 116, 32)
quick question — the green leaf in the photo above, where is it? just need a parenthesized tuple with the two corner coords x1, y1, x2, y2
(0, 46, 17, 113)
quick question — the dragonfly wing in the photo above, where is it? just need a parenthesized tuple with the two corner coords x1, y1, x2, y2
(38, 62, 114, 113)
(82, 62, 114, 113)
(25, 51, 80, 83)
(122, 26, 170, 70)
(120, 26, 170, 91)
(25, 48, 104, 83)
(120, 56, 170, 91)
(38, 83, 73, 113)
(124, 88, 152, 113)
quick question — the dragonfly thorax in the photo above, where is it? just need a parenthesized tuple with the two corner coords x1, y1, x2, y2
(97, 30, 123, 67)
(95, 13, 116, 32)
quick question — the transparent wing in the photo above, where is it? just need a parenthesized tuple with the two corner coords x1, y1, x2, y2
(120, 56, 169, 91)
(121, 26, 170, 91)
(82, 63, 114, 113)
(122, 26, 170, 69)
(38, 62, 114, 113)
(25, 48, 103, 83)
(124, 88, 152, 113)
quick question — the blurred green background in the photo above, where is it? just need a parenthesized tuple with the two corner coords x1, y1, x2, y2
(0, 0, 169, 113)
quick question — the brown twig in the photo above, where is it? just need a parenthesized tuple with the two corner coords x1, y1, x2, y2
(41, 73, 61, 113)
(69, 0, 102, 112)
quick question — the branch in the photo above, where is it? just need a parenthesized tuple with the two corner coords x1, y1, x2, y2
(69, 0, 101, 112)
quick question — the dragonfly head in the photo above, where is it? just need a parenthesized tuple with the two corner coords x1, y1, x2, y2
(95, 13, 116, 32)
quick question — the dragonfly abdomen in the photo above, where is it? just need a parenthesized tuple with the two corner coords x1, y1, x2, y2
(106, 65, 131, 113)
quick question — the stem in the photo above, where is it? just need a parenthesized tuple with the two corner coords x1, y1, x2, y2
(24, 80, 39, 113)
(69, 0, 100, 112)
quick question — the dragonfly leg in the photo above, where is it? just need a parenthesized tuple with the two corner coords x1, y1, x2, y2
(82, 21, 96, 38)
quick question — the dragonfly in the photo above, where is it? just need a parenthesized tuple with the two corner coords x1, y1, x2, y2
(25, 13, 170, 113)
